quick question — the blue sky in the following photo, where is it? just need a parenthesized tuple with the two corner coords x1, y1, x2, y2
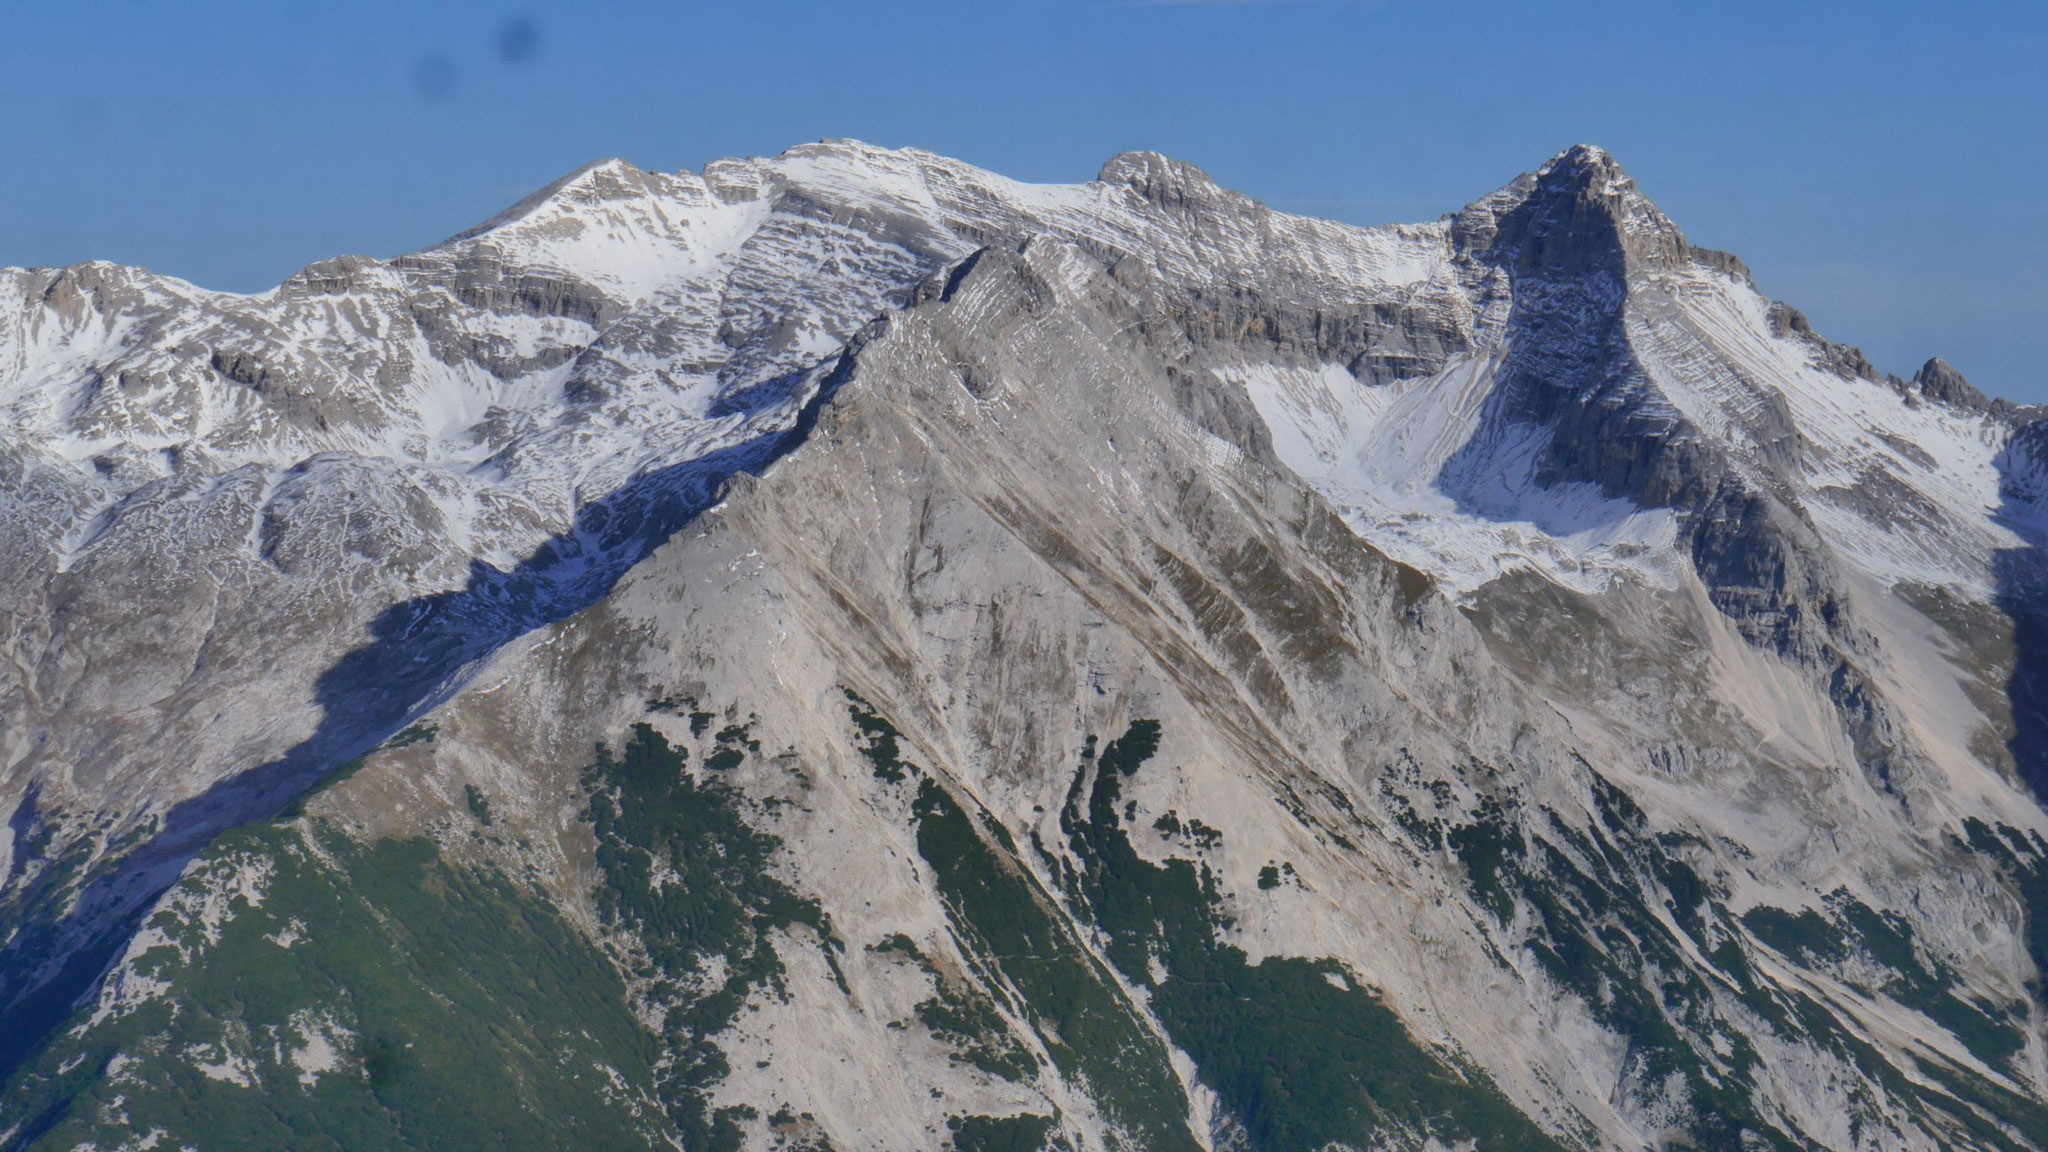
(4, 0, 2042, 398)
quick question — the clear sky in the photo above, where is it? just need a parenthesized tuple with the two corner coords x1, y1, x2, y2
(4, 0, 2042, 398)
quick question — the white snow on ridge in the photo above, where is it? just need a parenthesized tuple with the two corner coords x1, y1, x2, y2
(452, 158, 784, 307)
(1628, 263, 2038, 595)
(0, 138, 1479, 599)
(6, 137, 2038, 614)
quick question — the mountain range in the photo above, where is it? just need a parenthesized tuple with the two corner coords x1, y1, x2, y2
(3, 138, 2048, 1151)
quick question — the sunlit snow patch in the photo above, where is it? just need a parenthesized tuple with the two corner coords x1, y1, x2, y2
(1232, 357, 1684, 596)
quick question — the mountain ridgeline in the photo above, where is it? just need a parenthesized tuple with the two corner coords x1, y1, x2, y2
(3, 140, 2048, 1150)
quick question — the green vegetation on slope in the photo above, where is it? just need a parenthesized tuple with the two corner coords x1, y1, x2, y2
(1064, 721, 1566, 1152)
(842, 690, 1196, 1150)
(870, 933, 1040, 1083)
(1443, 780, 1810, 1150)
(910, 775, 1198, 1152)
(2, 714, 860, 1152)
(945, 1111, 1057, 1152)
(1743, 892, 2026, 1070)
(1433, 775, 2048, 1150)
(1, 822, 665, 1152)
(584, 721, 840, 1151)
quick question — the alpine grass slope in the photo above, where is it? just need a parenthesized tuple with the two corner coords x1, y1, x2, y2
(4, 138, 2048, 1150)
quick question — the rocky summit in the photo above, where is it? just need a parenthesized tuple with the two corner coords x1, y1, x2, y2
(3, 139, 2048, 1151)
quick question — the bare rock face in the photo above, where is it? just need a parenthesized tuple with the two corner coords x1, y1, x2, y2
(4, 141, 2048, 1151)
(1913, 355, 1992, 411)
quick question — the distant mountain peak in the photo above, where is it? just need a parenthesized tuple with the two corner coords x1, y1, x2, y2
(1533, 143, 1629, 189)
(1097, 149, 1231, 213)
(1443, 145, 1660, 274)
(444, 156, 662, 246)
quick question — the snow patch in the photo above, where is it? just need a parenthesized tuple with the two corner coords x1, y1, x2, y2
(1231, 356, 1684, 595)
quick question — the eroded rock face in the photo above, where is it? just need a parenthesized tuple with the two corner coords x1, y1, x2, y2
(4, 140, 2048, 1151)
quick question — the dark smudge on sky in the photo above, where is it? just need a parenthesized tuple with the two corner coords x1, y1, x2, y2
(497, 16, 541, 66)
(411, 16, 540, 101)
